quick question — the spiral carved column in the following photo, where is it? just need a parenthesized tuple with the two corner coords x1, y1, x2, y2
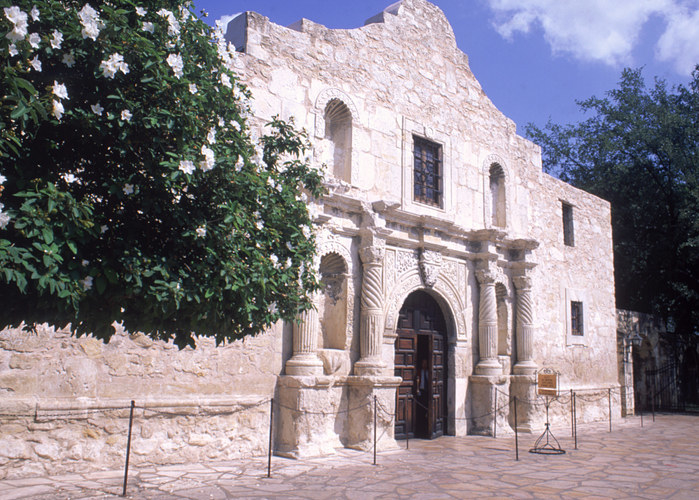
(354, 245, 386, 376)
(513, 276, 537, 374)
(285, 295, 323, 376)
(475, 269, 502, 375)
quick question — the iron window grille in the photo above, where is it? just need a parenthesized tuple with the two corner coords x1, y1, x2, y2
(571, 301, 584, 336)
(413, 136, 442, 207)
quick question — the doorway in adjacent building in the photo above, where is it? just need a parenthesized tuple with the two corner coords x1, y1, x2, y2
(394, 290, 447, 440)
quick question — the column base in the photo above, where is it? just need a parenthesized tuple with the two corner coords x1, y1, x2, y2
(346, 375, 401, 452)
(513, 360, 538, 375)
(475, 358, 502, 376)
(285, 355, 324, 376)
(275, 375, 344, 458)
(469, 375, 512, 436)
(353, 358, 386, 376)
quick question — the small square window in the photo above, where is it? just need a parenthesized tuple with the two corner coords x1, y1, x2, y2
(570, 301, 584, 336)
(413, 137, 442, 207)
(562, 202, 575, 247)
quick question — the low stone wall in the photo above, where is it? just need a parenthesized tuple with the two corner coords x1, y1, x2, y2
(0, 324, 283, 479)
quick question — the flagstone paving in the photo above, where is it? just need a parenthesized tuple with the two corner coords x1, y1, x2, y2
(0, 414, 697, 499)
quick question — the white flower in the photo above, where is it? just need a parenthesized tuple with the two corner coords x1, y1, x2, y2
(234, 157, 244, 171)
(8, 44, 18, 56)
(166, 53, 183, 78)
(302, 225, 311, 238)
(52, 81, 68, 100)
(100, 53, 129, 78)
(81, 259, 90, 267)
(157, 8, 180, 36)
(230, 120, 241, 131)
(255, 220, 264, 230)
(123, 183, 134, 195)
(218, 116, 225, 127)
(195, 226, 206, 238)
(220, 73, 232, 88)
(4, 6, 26, 25)
(30, 55, 41, 71)
(30, 5, 39, 21)
(50, 30, 63, 49)
(52, 99, 64, 120)
(200, 145, 215, 171)
(0, 208, 10, 230)
(28, 32, 40, 49)
(81, 276, 93, 291)
(285, 257, 292, 268)
(121, 109, 132, 122)
(4, 6, 28, 42)
(62, 53, 75, 67)
(136, 6, 147, 16)
(0, 174, 6, 184)
(188, 83, 197, 94)
(90, 103, 103, 115)
(206, 127, 216, 144)
(62, 173, 77, 183)
(270, 254, 278, 266)
(142, 21, 154, 33)
(100, 225, 108, 233)
(78, 4, 102, 41)
(179, 160, 195, 175)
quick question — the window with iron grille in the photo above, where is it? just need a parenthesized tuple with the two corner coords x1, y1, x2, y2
(570, 301, 584, 336)
(562, 202, 575, 246)
(413, 136, 442, 207)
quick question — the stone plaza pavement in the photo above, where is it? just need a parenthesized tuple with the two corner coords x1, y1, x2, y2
(1, 413, 697, 499)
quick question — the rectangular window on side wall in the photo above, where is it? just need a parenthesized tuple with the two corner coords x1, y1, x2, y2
(413, 136, 442, 207)
(562, 202, 575, 246)
(570, 301, 584, 336)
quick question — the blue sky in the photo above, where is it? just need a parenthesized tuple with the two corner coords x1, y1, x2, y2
(196, 0, 699, 135)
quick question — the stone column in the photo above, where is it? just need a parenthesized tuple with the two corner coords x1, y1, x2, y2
(354, 245, 386, 376)
(285, 295, 323, 376)
(475, 269, 501, 375)
(513, 276, 537, 375)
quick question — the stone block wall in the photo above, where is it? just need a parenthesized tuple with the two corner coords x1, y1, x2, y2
(0, 323, 283, 479)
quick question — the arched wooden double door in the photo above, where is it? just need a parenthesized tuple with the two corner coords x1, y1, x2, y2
(394, 291, 447, 440)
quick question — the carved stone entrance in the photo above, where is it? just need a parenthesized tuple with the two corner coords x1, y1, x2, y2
(394, 291, 447, 439)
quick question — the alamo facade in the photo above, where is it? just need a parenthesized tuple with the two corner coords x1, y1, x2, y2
(0, 0, 621, 478)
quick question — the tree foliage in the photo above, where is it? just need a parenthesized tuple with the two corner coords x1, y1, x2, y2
(527, 67, 699, 336)
(0, 0, 324, 347)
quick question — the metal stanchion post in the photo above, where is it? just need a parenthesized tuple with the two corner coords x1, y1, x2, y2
(573, 392, 577, 450)
(493, 387, 497, 439)
(373, 395, 377, 466)
(122, 400, 135, 497)
(406, 394, 411, 450)
(651, 379, 656, 422)
(570, 389, 574, 437)
(267, 399, 273, 478)
(608, 388, 612, 433)
(514, 396, 519, 461)
(640, 407, 643, 427)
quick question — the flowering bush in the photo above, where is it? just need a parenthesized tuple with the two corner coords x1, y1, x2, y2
(0, 0, 324, 347)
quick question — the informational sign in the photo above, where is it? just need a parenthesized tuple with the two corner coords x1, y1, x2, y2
(538, 372, 558, 396)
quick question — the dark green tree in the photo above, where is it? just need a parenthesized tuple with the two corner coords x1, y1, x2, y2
(1, 1, 324, 347)
(527, 67, 699, 336)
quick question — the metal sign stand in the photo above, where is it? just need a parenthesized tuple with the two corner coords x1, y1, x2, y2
(529, 396, 565, 455)
(530, 369, 565, 455)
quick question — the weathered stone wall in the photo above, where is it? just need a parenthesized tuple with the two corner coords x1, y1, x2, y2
(230, 0, 619, 438)
(0, 323, 283, 479)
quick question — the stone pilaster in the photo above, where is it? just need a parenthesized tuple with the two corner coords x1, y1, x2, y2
(513, 276, 537, 375)
(475, 269, 501, 375)
(285, 297, 323, 376)
(354, 245, 386, 376)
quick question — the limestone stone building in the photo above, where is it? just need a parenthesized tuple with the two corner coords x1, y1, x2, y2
(0, 0, 619, 478)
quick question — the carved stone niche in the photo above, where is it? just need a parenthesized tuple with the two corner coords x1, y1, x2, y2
(318, 252, 349, 351)
(419, 249, 443, 288)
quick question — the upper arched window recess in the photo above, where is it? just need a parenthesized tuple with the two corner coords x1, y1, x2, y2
(324, 99, 353, 183)
(489, 163, 506, 228)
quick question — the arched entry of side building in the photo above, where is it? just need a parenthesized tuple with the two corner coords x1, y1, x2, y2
(394, 290, 447, 440)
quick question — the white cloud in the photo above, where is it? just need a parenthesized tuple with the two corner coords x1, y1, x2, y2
(656, 7, 699, 74)
(216, 12, 242, 34)
(485, 0, 699, 73)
